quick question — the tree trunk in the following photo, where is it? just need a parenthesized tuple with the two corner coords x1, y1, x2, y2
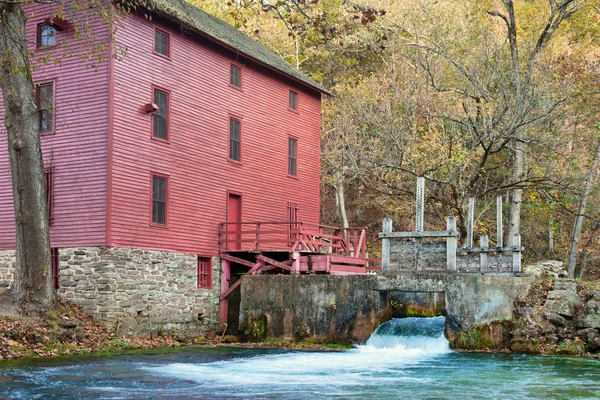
(567, 138, 600, 279)
(548, 211, 555, 256)
(0, 4, 54, 310)
(577, 222, 600, 280)
(334, 171, 349, 228)
(507, 139, 525, 242)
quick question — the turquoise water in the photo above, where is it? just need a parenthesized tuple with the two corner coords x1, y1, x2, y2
(1, 317, 599, 399)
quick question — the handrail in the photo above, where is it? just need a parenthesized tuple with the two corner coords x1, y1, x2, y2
(218, 221, 367, 258)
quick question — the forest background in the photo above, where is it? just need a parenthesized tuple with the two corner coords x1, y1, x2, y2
(192, 0, 599, 278)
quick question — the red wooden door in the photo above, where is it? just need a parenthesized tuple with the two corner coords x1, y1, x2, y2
(227, 194, 242, 250)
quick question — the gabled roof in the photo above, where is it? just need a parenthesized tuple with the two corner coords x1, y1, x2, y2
(144, 0, 330, 95)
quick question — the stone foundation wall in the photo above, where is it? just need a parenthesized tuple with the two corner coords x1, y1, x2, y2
(0, 247, 221, 338)
(0, 250, 15, 289)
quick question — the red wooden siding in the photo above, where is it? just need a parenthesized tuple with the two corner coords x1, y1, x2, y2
(108, 13, 321, 255)
(0, 4, 109, 249)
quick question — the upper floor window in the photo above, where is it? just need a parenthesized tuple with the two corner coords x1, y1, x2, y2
(152, 88, 169, 140)
(229, 117, 241, 161)
(152, 175, 167, 225)
(288, 137, 297, 176)
(230, 64, 241, 88)
(37, 82, 54, 134)
(289, 90, 298, 111)
(154, 28, 170, 57)
(197, 257, 212, 288)
(38, 24, 56, 47)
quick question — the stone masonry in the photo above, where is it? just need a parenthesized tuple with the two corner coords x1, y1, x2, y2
(0, 247, 221, 338)
(0, 250, 15, 289)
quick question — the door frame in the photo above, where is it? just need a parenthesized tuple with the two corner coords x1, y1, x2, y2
(226, 191, 243, 250)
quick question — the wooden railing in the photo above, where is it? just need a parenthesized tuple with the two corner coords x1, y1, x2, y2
(218, 221, 367, 258)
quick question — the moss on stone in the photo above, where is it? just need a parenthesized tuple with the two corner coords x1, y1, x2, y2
(451, 321, 511, 351)
(243, 315, 268, 342)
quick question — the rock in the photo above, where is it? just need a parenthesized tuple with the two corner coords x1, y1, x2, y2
(553, 279, 578, 292)
(547, 289, 583, 305)
(59, 320, 78, 329)
(523, 260, 566, 278)
(544, 282, 582, 318)
(546, 312, 568, 327)
(511, 337, 539, 353)
(577, 328, 600, 351)
(545, 299, 575, 318)
(575, 294, 600, 329)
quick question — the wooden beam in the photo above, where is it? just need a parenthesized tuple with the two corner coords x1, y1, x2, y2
(379, 230, 459, 239)
(256, 255, 294, 271)
(220, 279, 241, 301)
(220, 254, 257, 269)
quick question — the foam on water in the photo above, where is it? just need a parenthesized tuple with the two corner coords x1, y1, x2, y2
(145, 317, 450, 388)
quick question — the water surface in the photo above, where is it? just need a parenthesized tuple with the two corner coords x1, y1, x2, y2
(1, 317, 599, 399)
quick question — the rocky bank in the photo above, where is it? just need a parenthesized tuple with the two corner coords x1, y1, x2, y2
(453, 261, 600, 355)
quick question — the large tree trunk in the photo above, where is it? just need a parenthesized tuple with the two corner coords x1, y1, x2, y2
(0, 4, 54, 310)
(567, 138, 600, 279)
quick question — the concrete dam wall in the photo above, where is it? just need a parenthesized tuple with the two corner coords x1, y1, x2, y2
(239, 273, 534, 343)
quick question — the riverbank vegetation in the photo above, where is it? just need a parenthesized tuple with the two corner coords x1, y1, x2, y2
(0, 300, 351, 361)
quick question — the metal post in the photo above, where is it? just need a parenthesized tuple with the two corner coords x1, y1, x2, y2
(446, 216, 457, 271)
(416, 177, 425, 232)
(496, 195, 503, 248)
(381, 218, 393, 271)
(467, 197, 475, 248)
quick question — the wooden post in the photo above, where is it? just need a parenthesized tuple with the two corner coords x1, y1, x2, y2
(381, 218, 393, 271)
(446, 216, 457, 271)
(416, 177, 425, 232)
(219, 259, 230, 324)
(467, 197, 475, 248)
(496, 196, 503, 248)
(512, 234, 521, 274)
(480, 235, 488, 274)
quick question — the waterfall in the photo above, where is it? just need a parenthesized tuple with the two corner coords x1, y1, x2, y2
(358, 316, 450, 354)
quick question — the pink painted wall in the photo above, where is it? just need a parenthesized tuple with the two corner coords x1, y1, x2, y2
(108, 12, 322, 256)
(0, 4, 109, 249)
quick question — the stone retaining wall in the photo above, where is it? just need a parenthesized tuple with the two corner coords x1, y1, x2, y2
(0, 247, 221, 338)
(0, 250, 15, 289)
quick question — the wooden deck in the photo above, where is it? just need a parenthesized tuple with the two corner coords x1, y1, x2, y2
(217, 221, 370, 324)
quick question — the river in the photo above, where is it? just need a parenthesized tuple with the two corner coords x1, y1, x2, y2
(1, 317, 599, 399)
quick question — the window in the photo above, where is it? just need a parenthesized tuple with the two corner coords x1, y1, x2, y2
(44, 168, 54, 224)
(152, 175, 167, 225)
(152, 89, 168, 140)
(230, 64, 241, 87)
(37, 83, 54, 133)
(288, 137, 297, 176)
(229, 117, 241, 161)
(51, 248, 59, 289)
(154, 28, 169, 57)
(289, 90, 298, 111)
(197, 257, 212, 288)
(38, 24, 56, 47)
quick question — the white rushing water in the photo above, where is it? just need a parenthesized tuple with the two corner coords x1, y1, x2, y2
(145, 317, 450, 388)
